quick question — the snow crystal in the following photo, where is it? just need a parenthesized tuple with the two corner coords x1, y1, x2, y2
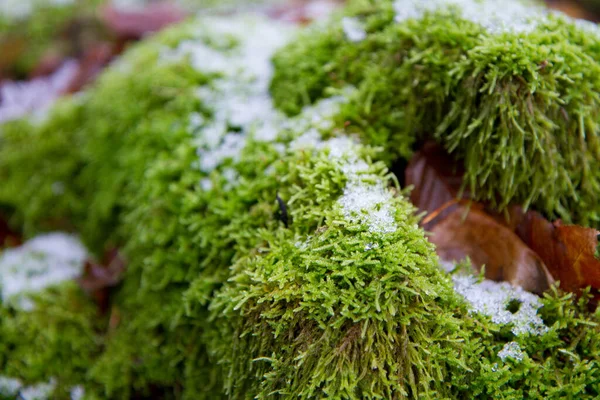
(0, 60, 78, 125)
(70, 385, 85, 400)
(0, 0, 73, 19)
(364, 242, 379, 251)
(163, 15, 294, 174)
(200, 177, 213, 191)
(339, 181, 397, 234)
(453, 275, 548, 336)
(0, 233, 88, 309)
(498, 341, 526, 362)
(393, 0, 546, 35)
(342, 17, 367, 42)
(0, 376, 22, 396)
(19, 378, 56, 400)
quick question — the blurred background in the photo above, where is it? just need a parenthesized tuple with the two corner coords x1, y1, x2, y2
(0, 0, 598, 123)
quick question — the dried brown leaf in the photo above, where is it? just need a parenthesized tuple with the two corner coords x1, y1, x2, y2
(516, 211, 600, 294)
(78, 248, 126, 313)
(405, 141, 465, 214)
(426, 201, 554, 294)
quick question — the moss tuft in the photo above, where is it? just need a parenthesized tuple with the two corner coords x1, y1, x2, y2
(270, 0, 600, 225)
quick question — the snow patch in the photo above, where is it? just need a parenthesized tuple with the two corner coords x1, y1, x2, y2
(19, 378, 56, 400)
(0, 0, 73, 19)
(0, 60, 78, 125)
(0, 376, 22, 397)
(393, 0, 545, 35)
(453, 275, 548, 336)
(342, 17, 366, 42)
(498, 341, 525, 362)
(0, 233, 88, 309)
(163, 15, 293, 174)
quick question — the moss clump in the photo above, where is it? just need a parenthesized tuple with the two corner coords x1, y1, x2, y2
(0, 0, 105, 78)
(0, 282, 104, 399)
(270, 0, 600, 226)
(1, 8, 600, 400)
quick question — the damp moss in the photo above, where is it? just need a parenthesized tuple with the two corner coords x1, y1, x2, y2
(0, 282, 104, 399)
(270, 0, 600, 226)
(0, 8, 600, 400)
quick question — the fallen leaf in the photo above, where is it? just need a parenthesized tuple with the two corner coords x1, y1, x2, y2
(78, 248, 126, 314)
(516, 211, 600, 294)
(64, 43, 116, 94)
(101, 2, 187, 39)
(424, 201, 555, 294)
(405, 141, 465, 214)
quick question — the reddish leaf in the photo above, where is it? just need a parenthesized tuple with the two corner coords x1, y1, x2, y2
(516, 211, 600, 294)
(63, 43, 116, 94)
(78, 248, 126, 313)
(405, 141, 465, 214)
(102, 2, 187, 39)
(424, 201, 554, 294)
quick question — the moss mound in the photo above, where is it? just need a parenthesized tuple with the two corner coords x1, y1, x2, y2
(270, 0, 600, 225)
(0, 4, 600, 399)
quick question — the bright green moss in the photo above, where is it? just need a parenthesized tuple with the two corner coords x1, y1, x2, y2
(270, 0, 600, 226)
(0, 282, 104, 398)
(0, 0, 104, 78)
(1, 7, 600, 400)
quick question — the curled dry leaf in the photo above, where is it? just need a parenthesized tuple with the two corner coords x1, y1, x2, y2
(407, 143, 554, 294)
(423, 201, 555, 294)
(405, 141, 465, 214)
(78, 248, 126, 314)
(64, 42, 116, 94)
(516, 211, 600, 294)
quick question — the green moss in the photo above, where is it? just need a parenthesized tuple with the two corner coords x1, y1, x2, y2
(0, 282, 103, 398)
(270, 0, 600, 226)
(1, 7, 600, 400)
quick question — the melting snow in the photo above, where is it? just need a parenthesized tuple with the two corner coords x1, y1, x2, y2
(163, 15, 292, 173)
(342, 17, 367, 42)
(498, 341, 526, 362)
(0, 0, 73, 19)
(453, 275, 548, 336)
(18, 378, 56, 400)
(393, 0, 545, 34)
(0, 376, 22, 397)
(0, 61, 78, 125)
(0, 233, 87, 309)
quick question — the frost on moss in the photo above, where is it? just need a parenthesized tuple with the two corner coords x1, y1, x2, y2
(1, 9, 600, 400)
(270, 0, 600, 226)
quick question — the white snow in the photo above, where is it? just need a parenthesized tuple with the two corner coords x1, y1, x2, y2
(453, 275, 548, 336)
(0, 0, 73, 19)
(70, 385, 85, 400)
(393, 0, 545, 35)
(0, 376, 84, 400)
(162, 15, 293, 174)
(342, 17, 367, 42)
(0, 376, 22, 396)
(0, 60, 78, 125)
(498, 341, 526, 362)
(0, 233, 88, 309)
(19, 378, 56, 400)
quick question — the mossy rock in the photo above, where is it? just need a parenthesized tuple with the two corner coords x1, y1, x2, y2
(1, 3, 600, 399)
